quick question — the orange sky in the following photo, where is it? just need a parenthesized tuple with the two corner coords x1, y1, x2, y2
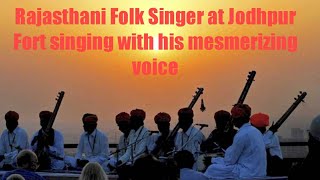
(0, 0, 320, 143)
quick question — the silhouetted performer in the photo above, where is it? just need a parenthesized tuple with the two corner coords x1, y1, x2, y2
(174, 150, 209, 180)
(72, 114, 109, 169)
(31, 111, 65, 170)
(201, 110, 237, 153)
(108, 112, 132, 169)
(117, 109, 150, 165)
(250, 113, 283, 176)
(0, 111, 29, 170)
(205, 104, 267, 179)
(149, 112, 172, 156)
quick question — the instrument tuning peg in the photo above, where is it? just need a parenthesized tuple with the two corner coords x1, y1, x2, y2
(302, 100, 305, 103)
(299, 91, 303, 94)
(294, 98, 297, 101)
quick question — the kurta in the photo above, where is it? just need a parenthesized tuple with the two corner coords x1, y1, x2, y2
(263, 130, 283, 159)
(0, 127, 29, 168)
(119, 126, 150, 164)
(205, 123, 267, 179)
(75, 129, 109, 165)
(175, 126, 205, 159)
(31, 129, 65, 170)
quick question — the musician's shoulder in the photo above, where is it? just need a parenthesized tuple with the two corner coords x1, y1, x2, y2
(16, 126, 28, 133)
(53, 129, 64, 137)
(92, 129, 108, 141)
(0, 128, 8, 136)
(31, 130, 40, 137)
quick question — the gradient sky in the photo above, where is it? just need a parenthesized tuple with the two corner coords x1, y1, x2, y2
(1, 0, 320, 143)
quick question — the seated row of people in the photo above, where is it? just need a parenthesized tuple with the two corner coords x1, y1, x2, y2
(0, 108, 206, 172)
(3, 104, 316, 179)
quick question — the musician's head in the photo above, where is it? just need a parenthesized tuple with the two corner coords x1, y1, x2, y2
(154, 112, 171, 134)
(79, 162, 108, 180)
(130, 109, 145, 131)
(308, 115, 320, 153)
(83, 114, 98, 134)
(116, 112, 131, 135)
(174, 150, 194, 169)
(5, 111, 19, 132)
(231, 104, 251, 128)
(250, 113, 269, 134)
(214, 110, 231, 130)
(178, 108, 193, 132)
(39, 111, 53, 130)
(16, 150, 39, 171)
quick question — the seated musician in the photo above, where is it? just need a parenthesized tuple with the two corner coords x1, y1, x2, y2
(204, 104, 267, 179)
(250, 113, 283, 176)
(30, 111, 65, 170)
(174, 108, 205, 168)
(116, 109, 150, 166)
(72, 114, 110, 169)
(108, 112, 131, 168)
(148, 112, 172, 156)
(0, 111, 29, 170)
(201, 110, 237, 153)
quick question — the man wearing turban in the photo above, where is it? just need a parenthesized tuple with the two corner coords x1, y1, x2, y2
(107, 112, 132, 169)
(201, 110, 237, 153)
(70, 113, 110, 169)
(0, 111, 29, 169)
(174, 107, 205, 169)
(148, 112, 172, 156)
(250, 113, 283, 176)
(117, 109, 150, 166)
(30, 111, 65, 170)
(205, 104, 267, 179)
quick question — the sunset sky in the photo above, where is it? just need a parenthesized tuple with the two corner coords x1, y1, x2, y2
(1, 0, 319, 143)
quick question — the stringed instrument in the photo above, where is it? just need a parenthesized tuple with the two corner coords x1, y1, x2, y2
(35, 91, 65, 170)
(224, 71, 256, 132)
(152, 87, 204, 157)
(269, 91, 307, 133)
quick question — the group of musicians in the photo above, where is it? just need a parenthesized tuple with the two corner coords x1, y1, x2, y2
(0, 105, 283, 178)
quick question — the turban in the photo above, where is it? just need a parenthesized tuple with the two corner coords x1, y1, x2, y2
(39, 111, 53, 120)
(154, 112, 171, 124)
(214, 110, 231, 122)
(116, 112, 130, 124)
(178, 108, 194, 119)
(130, 109, 146, 120)
(231, 104, 251, 119)
(83, 114, 98, 123)
(5, 111, 19, 121)
(82, 113, 95, 121)
(250, 113, 270, 127)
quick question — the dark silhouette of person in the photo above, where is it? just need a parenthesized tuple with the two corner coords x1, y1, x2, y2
(288, 115, 320, 180)
(174, 150, 208, 180)
(201, 110, 237, 153)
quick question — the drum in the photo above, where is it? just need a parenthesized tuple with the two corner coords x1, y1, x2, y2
(196, 152, 224, 172)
